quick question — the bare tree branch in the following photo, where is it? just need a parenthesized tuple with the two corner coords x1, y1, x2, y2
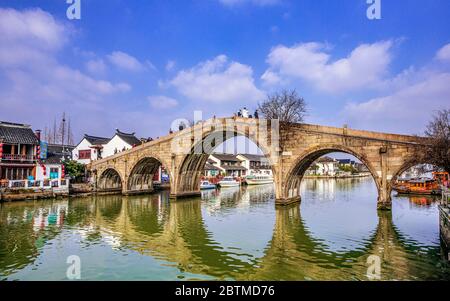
(258, 89, 307, 124)
(420, 109, 450, 173)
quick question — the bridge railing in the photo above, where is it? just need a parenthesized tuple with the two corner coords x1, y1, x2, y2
(0, 179, 70, 192)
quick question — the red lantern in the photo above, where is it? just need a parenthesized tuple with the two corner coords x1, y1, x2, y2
(61, 164, 65, 179)
(42, 165, 46, 176)
(0, 143, 3, 159)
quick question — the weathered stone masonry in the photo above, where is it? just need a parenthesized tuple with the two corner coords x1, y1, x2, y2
(89, 117, 429, 210)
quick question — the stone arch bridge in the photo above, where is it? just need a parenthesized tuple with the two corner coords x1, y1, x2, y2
(89, 117, 429, 210)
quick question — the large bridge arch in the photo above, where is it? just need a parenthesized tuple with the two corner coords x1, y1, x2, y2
(97, 167, 123, 192)
(282, 144, 381, 205)
(127, 155, 171, 194)
(389, 155, 439, 190)
(173, 124, 278, 198)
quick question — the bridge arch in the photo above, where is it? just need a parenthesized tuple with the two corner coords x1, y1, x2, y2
(389, 157, 440, 190)
(283, 144, 380, 204)
(127, 156, 171, 194)
(98, 168, 123, 192)
(174, 126, 277, 197)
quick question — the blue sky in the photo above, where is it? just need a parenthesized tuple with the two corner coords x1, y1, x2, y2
(0, 0, 449, 144)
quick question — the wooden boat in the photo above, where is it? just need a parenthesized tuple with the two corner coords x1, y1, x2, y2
(200, 180, 216, 190)
(245, 174, 274, 185)
(393, 177, 442, 195)
(218, 176, 240, 187)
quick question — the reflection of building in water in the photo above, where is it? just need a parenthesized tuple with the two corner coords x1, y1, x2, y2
(32, 201, 68, 231)
(203, 185, 275, 214)
(301, 179, 336, 200)
(1, 190, 447, 281)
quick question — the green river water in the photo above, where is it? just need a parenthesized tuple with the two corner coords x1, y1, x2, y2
(1, 177, 449, 280)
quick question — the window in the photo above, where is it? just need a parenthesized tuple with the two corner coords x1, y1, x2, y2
(79, 150, 91, 159)
(50, 167, 59, 179)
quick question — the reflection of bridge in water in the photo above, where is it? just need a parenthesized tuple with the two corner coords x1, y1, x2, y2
(87, 191, 437, 280)
(0, 187, 445, 280)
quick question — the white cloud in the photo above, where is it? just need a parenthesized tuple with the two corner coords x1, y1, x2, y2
(0, 8, 68, 67)
(436, 43, 450, 62)
(261, 70, 282, 85)
(219, 0, 280, 6)
(169, 55, 265, 103)
(0, 8, 67, 50)
(166, 60, 176, 71)
(0, 8, 131, 139)
(85, 58, 107, 74)
(342, 72, 450, 134)
(263, 41, 393, 93)
(107, 51, 147, 72)
(148, 95, 179, 109)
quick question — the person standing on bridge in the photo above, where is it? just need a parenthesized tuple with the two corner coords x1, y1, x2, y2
(241, 107, 249, 118)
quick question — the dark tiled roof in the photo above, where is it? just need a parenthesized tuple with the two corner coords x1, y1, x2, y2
(47, 144, 75, 155)
(115, 129, 141, 146)
(238, 154, 266, 161)
(0, 121, 39, 145)
(84, 134, 110, 145)
(338, 159, 355, 164)
(212, 153, 241, 162)
(221, 165, 247, 171)
(42, 144, 74, 164)
(317, 156, 336, 163)
(42, 154, 64, 164)
(205, 163, 220, 171)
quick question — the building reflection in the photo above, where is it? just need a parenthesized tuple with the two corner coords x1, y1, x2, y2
(0, 186, 448, 280)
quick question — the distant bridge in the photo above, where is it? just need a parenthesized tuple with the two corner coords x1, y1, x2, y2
(89, 116, 429, 210)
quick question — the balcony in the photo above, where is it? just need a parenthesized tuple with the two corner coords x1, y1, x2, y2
(0, 154, 36, 162)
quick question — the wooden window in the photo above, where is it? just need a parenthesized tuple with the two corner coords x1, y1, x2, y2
(78, 150, 91, 159)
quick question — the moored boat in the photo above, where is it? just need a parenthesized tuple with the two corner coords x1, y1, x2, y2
(393, 177, 442, 195)
(218, 176, 240, 187)
(200, 180, 216, 190)
(245, 174, 274, 185)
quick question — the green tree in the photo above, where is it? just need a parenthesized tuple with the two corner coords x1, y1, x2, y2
(339, 164, 358, 174)
(63, 160, 85, 180)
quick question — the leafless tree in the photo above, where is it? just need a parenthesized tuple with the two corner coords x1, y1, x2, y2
(53, 118, 58, 144)
(421, 109, 450, 173)
(58, 112, 66, 146)
(258, 89, 307, 124)
(67, 118, 75, 146)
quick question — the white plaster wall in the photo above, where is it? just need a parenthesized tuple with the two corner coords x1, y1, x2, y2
(236, 155, 250, 170)
(72, 138, 98, 164)
(316, 162, 338, 176)
(36, 164, 62, 181)
(102, 135, 132, 158)
(208, 156, 222, 170)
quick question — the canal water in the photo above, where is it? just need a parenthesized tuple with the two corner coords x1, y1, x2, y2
(1, 177, 449, 281)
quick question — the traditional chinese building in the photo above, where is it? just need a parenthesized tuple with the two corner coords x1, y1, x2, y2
(0, 121, 39, 181)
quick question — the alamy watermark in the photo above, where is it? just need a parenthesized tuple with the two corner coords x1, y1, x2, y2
(367, 0, 382, 20)
(66, 255, 81, 280)
(366, 255, 381, 280)
(66, 0, 81, 20)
